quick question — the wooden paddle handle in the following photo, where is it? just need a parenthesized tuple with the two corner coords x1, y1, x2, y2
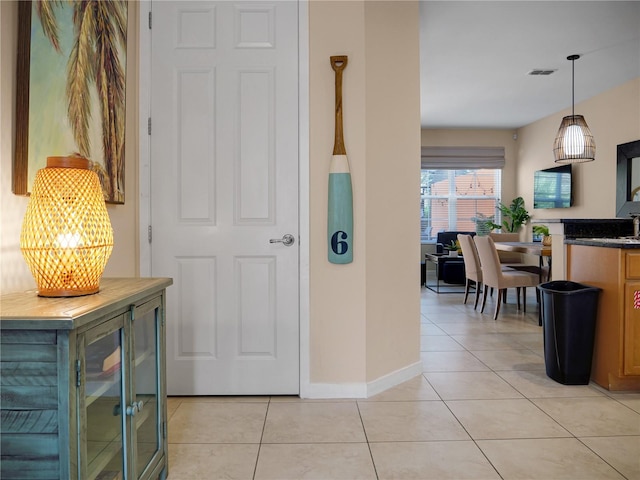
(331, 56, 348, 155)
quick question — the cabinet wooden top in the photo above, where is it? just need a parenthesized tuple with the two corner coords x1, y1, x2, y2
(0, 277, 173, 330)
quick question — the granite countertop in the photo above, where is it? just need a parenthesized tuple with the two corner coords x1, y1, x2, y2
(539, 218, 639, 248)
(565, 237, 640, 249)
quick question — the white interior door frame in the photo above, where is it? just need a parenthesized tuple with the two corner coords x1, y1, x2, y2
(137, 0, 311, 396)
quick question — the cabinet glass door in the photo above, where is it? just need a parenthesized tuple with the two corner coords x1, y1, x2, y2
(83, 319, 125, 480)
(131, 299, 163, 478)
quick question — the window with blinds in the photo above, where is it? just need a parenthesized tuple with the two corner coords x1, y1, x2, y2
(420, 146, 505, 242)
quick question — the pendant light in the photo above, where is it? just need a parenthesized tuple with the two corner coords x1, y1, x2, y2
(553, 54, 595, 163)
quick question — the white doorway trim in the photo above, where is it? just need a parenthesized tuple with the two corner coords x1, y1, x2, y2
(137, 0, 311, 397)
(297, 0, 311, 399)
(138, 1, 151, 278)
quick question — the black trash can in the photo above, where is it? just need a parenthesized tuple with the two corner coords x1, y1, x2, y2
(537, 281, 601, 385)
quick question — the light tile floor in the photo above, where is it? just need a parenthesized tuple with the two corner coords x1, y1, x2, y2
(166, 288, 640, 479)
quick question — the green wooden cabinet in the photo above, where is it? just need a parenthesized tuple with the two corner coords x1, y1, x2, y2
(0, 278, 172, 480)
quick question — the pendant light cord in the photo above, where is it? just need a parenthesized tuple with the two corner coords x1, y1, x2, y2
(567, 54, 580, 119)
(571, 56, 575, 118)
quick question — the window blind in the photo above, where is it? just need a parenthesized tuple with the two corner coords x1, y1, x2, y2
(421, 146, 506, 170)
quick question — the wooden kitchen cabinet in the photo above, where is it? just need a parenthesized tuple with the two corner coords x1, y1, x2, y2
(567, 245, 640, 390)
(0, 277, 172, 479)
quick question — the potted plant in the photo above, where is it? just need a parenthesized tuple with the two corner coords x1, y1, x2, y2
(447, 239, 462, 256)
(472, 213, 495, 236)
(533, 224, 551, 246)
(489, 196, 531, 233)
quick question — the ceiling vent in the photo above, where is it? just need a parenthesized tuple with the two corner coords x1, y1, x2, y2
(528, 69, 557, 76)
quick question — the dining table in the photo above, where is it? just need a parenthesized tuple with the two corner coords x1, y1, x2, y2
(493, 241, 551, 258)
(493, 241, 551, 280)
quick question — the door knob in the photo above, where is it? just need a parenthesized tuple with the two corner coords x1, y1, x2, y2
(269, 234, 295, 246)
(126, 401, 144, 416)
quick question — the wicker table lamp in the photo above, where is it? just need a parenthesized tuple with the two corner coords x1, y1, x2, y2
(20, 156, 114, 297)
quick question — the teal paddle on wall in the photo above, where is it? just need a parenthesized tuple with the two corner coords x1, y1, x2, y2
(328, 55, 353, 264)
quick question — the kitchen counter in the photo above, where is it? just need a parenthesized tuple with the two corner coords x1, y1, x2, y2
(565, 237, 640, 249)
(533, 219, 635, 279)
(566, 243, 640, 390)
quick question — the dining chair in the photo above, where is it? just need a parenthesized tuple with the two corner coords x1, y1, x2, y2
(457, 234, 483, 309)
(474, 235, 540, 320)
(490, 232, 551, 287)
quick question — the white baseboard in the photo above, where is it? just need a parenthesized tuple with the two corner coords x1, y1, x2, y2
(366, 361, 423, 398)
(300, 361, 423, 399)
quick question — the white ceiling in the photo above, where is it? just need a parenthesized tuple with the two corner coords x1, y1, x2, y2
(420, 1, 640, 129)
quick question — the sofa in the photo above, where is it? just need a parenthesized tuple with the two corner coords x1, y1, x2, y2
(435, 231, 475, 284)
(436, 231, 476, 254)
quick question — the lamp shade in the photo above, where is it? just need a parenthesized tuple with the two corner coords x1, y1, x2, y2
(20, 156, 114, 297)
(553, 115, 596, 163)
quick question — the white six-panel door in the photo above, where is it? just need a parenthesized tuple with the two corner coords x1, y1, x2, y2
(150, 1, 299, 395)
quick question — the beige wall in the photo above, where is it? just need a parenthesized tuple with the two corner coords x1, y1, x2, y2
(4, 0, 635, 392)
(363, 2, 421, 382)
(309, 1, 368, 383)
(1, 1, 422, 392)
(420, 79, 640, 239)
(0, 1, 139, 295)
(309, 1, 421, 385)
(516, 78, 640, 224)
(0, 1, 31, 294)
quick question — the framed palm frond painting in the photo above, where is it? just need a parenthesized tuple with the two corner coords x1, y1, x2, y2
(14, 0, 128, 204)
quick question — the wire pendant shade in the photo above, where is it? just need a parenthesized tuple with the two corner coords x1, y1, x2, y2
(553, 54, 595, 164)
(20, 156, 114, 297)
(553, 114, 596, 163)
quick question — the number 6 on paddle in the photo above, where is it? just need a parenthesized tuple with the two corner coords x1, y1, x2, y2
(328, 55, 353, 264)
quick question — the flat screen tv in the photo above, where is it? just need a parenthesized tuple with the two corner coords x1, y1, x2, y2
(533, 165, 572, 209)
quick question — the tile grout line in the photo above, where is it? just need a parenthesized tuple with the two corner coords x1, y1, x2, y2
(574, 436, 632, 480)
(355, 400, 380, 480)
(422, 314, 517, 479)
(425, 288, 638, 479)
(424, 293, 541, 479)
(425, 372, 505, 480)
(251, 396, 272, 480)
